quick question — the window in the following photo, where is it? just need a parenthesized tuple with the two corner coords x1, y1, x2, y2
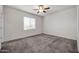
(24, 17, 36, 30)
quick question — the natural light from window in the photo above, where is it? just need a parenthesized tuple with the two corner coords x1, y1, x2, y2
(24, 17, 36, 30)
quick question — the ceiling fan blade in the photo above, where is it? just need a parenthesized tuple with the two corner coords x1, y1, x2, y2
(45, 7, 50, 9)
(37, 11, 39, 13)
(43, 11, 46, 13)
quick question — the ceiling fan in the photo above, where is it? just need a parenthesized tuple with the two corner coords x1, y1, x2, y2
(33, 5, 50, 13)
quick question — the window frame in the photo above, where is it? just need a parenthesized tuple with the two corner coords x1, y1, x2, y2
(24, 17, 36, 30)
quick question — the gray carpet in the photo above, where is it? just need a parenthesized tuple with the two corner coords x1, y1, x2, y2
(1, 33, 78, 53)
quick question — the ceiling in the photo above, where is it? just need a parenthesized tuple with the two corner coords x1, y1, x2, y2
(7, 5, 76, 16)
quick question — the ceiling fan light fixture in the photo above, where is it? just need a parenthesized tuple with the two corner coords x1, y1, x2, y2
(33, 5, 50, 13)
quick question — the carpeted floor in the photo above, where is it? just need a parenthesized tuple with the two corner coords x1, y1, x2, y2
(1, 33, 78, 53)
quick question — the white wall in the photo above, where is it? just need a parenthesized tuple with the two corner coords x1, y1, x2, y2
(43, 7, 77, 40)
(0, 5, 4, 49)
(4, 6, 43, 42)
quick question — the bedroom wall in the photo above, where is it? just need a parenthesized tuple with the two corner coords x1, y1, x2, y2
(43, 7, 77, 40)
(3, 6, 43, 42)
